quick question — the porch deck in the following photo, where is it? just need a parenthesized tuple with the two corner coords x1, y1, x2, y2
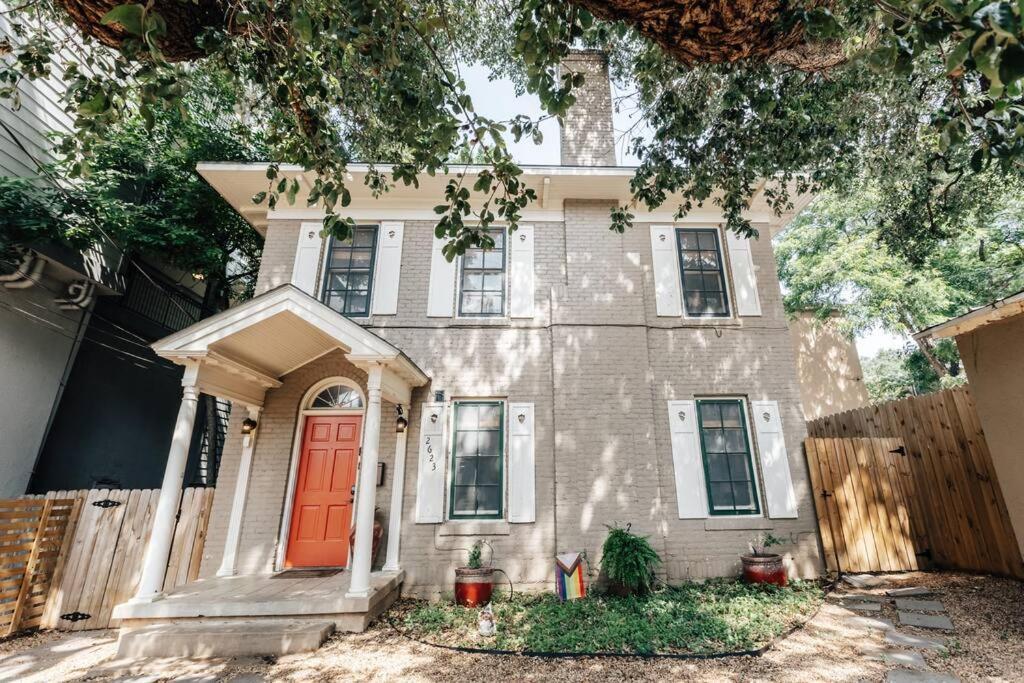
(112, 569, 404, 632)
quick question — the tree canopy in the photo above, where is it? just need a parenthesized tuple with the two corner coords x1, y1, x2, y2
(2, 1, 1024, 263)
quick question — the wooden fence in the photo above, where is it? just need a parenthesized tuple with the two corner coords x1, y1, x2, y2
(0, 498, 81, 637)
(807, 387, 1024, 579)
(7, 487, 215, 634)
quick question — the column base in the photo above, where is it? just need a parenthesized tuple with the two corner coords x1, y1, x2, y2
(381, 563, 401, 573)
(215, 567, 238, 578)
(345, 588, 370, 599)
(126, 592, 166, 605)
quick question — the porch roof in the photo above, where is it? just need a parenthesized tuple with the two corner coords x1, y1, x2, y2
(152, 284, 428, 406)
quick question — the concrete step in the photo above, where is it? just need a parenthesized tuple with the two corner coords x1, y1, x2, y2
(116, 619, 335, 659)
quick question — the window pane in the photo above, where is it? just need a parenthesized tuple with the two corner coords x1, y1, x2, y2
(353, 229, 375, 247)
(451, 402, 503, 518)
(456, 405, 478, 430)
(483, 273, 503, 291)
(710, 482, 734, 511)
(705, 431, 727, 454)
(457, 431, 478, 454)
(464, 251, 484, 269)
(476, 486, 500, 515)
(461, 293, 482, 314)
(481, 294, 503, 314)
(477, 431, 500, 455)
(680, 233, 700, 250)
(706, 453, 730, 481)
(478, 405, 501, 429)
(452, 486, 476, 514)
(477, 457, 501, 485)
(699, 403, 721, 427)
(725, 428, 746, 452)
(463, 272, 483, 290)
(732, 482, 755, 509)
(454, 459, 476, 485)
(698, 400, 758, 516)
(483, 251, 503, 269)
(697, 231, 717, 250)
(721, 403, 742, 427)
(729, 453, 752, 481)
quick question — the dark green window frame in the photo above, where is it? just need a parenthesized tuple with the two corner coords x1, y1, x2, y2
(676, 228, 730, 317)
(696, 399, 761, 516)
(449, 401, 505, 520)
(321, 225, 378, 317)
(458, 229, 506, 317)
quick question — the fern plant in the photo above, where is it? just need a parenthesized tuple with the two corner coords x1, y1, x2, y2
(601, 524, 661, 595)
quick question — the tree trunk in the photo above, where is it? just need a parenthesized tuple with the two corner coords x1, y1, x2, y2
(901, 315, 949, 378)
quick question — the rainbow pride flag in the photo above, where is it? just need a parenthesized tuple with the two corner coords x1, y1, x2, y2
(555, 552, 586, 601)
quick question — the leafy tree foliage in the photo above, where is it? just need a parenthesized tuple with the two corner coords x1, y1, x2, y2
(3, 1, 1024, 263)
(862, 341, 966, 402)
(0, 70, 265, 301)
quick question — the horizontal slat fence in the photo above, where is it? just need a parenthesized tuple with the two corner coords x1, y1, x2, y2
(807, 387, 1024, 579)
(15, 487, 214, 633)
(0, 497, 81, 637)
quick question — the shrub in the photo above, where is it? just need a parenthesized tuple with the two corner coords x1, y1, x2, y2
(600, 524, 661, 595)
(466, 540, 483, 569)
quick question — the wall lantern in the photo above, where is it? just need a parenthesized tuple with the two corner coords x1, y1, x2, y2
(241, 417, 258, 434)
(395, 405, 408, 434)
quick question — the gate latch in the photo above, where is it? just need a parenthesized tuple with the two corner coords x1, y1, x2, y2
(92, 499, 122, 508)
(889, 446, 907, 456)
(60, 612, 92, 622)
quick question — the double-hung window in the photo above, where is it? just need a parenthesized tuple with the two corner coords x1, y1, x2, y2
(450, 401, 504, 519)
(459, 229, 506, 316)
(677, 228, 730, 317)
(322, 226, 377, 317)
(697, 399, 760, 516)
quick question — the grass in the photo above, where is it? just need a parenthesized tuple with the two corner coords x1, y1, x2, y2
(399, 579, 824, 655)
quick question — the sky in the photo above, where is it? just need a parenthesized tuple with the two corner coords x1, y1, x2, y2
(462, 64, 906, 361)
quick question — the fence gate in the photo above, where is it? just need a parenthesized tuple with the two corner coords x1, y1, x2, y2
(805, 437, 922, 574)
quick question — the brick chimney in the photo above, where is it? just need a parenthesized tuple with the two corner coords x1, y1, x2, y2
(559, 50, 616, 167)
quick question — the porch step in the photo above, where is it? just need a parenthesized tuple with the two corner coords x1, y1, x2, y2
(116, 618, 335, 659)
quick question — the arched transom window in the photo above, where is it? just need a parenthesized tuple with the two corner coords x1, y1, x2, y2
(309, 384, 364, 409)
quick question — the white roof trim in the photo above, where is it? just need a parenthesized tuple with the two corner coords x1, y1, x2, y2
(915, 289, 1024, 340)
(153, 284, 429, 386)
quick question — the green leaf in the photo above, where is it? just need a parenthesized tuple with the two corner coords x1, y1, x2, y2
(100, 4, 145, 37)
(946, 36, 973, 73)
(292, 13, 313, 43)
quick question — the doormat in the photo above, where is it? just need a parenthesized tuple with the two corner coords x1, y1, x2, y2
(272, 568, 343, 579)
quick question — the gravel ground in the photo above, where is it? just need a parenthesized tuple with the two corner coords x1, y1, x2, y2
(0, 572, 1019, 682)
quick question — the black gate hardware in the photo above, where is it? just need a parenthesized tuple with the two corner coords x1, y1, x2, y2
(92, 499, 122, 508)
(889, 446, 907, 456)
(60, 612, 92, 622)
(820, 489, 833, 498)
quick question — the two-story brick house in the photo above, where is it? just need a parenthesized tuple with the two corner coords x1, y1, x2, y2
(112, 51, 822, 656)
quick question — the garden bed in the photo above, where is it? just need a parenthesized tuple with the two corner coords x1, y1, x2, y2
(397, 579, 824, 656)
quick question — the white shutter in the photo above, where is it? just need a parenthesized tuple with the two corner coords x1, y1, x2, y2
(509, 225, 535, 319)
(507, 402, 535, 523)
(725, 231, 762, 316)
(292, 223, 323, 295)
(427, 237, 457, 317)
(414, 402, 447, 523)
(371, 221, 403, 315)
(751, 400, 798, 518)
(650, 226, 682, 317)
(667, 400, 708, 519)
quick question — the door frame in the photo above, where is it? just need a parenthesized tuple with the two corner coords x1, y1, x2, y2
(275, 377, 367, 571)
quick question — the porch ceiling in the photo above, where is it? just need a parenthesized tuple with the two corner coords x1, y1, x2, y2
(152, 284, 428, 405)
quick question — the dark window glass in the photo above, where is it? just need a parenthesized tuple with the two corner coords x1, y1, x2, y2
(322, 226, 377, 317)
(459, 230, 505, 316)
(697, 400, 760, 515)
(677, 228, 730, 317)
(450, 402, 504, 519)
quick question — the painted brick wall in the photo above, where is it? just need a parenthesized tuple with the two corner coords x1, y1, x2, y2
(214, 201, 823, 595)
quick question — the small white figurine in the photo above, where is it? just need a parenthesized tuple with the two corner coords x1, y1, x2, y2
(478, 603, 496, 636)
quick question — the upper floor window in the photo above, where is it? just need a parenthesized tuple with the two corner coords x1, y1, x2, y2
(697, 399, 760, 516)
(459, 229, 506, 317)
(450, 401, 504, 519)
(322, 226, 377, 317)
(676, 228, 730, 317)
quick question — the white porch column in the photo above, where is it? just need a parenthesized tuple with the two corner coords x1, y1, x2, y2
(382, 404, 408, 572)
(347, 364, 383, 598)
(131, 364, 200, 603)
(217, 404, 262, 577)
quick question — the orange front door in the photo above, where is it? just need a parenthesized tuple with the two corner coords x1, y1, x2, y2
(285, 414, 362, 568)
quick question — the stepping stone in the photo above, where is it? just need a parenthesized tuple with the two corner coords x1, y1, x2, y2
(839, 599, 883, 611)
(849, 615, 894, 631)
(844, 573, 889, 588)
(899, 611, 954, 630)
(886, 670, 960, 683)
(896, 598, 945, 612)
(887, 587, 934, 597)
(867, 648, 928, 669)
(886, 631, 948, 651)
(832, 593, 889, 603)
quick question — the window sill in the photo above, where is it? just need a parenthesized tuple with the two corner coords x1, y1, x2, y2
(704, 517, 772, 531)
(438, 520, 511, 536)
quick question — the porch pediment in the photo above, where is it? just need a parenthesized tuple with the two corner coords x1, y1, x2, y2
(152, 284, 428, 405)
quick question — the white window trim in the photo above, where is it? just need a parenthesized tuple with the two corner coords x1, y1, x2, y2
(274, 376, 368, 571)
(676, 225, 737, 322)
(443, 397, 509, 522)
(694, 395, 765, 519)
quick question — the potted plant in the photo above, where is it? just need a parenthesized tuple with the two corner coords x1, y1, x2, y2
(454, 540, 494, 607)
(741, 533, 787, 586)
(600, 523, 661, 597)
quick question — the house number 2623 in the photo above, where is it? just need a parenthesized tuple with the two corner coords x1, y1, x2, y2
(425, 436, 436, 471)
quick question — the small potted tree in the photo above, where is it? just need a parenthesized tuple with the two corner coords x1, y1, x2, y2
(600, 523, 661, 597)
(741, 533, 787, 586)
(454, 540, 494, 607)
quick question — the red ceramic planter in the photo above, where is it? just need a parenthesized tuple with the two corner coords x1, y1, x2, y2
(454, 567, 494, 607)
(741, 553, 787, 586)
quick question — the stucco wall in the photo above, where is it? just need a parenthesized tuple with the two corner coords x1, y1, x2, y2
(199, 205, 824, 595)
(957, 315, 1024, 555)
(789, 312, 869, 420)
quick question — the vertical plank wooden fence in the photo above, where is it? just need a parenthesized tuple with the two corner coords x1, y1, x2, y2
(8, 487, 215, 634)
(807, 387, 1024, 579)
(0, 497, 81, 637)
